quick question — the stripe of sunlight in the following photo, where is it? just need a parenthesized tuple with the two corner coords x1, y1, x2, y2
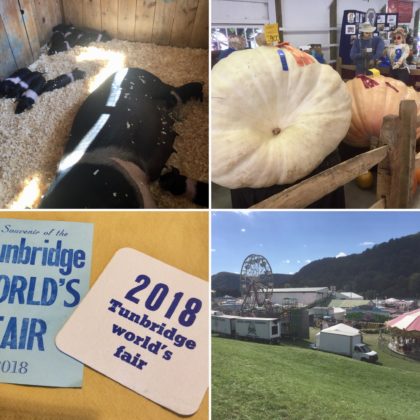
(75, 46, 126, 93)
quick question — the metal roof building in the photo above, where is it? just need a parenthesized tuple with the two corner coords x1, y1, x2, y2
(271, 287, 329, 306)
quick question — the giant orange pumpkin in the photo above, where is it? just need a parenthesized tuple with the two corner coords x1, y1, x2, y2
(345, 75, 420, 147)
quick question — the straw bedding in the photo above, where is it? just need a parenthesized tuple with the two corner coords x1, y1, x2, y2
(0, 39, 208, 208)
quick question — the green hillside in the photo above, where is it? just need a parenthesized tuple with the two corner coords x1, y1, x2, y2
(212, 232, 420, 299)
(212, 272, 292, 297)
(212, 335, 420, 420)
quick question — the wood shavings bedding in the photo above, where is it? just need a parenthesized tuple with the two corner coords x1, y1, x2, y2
(0, 39, 208, 208)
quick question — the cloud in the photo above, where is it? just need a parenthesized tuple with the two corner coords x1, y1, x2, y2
(360, 241, 375, 247)
(297, 260, 301, 263)
(259, 243, 263, 247)
(282, 259, 291, 264)
(288, 271, 295, 275)
(234, 210, 252, 217)
(211, 248, 216, 252)
(305, 259, 312, 264)
(336, 252, 347, 258)
(241, 228, 246, 232)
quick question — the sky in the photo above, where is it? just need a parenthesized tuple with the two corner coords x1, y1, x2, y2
(211, 211, 420, 275)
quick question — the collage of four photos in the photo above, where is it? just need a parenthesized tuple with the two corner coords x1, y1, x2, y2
(1, 0, 420, 419)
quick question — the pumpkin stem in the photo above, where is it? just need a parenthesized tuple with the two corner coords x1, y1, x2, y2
(272, 127, 281, 135)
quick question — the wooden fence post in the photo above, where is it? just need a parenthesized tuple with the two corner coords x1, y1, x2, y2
(376, 115, 399, 207)
(388, 100, 417, 208)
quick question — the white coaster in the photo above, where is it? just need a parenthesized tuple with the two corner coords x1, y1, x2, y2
(56, 248, 208, 415)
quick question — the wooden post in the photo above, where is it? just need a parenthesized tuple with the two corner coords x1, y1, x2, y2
(275, 0, 282, 42)
(388, 100, 417, 208)
(336, 56, 342, 77)
(377, 101, 417, 208)
(376, 115, 399, 206)
(329, 0, 337, 63)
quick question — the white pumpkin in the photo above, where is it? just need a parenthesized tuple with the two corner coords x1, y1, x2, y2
(211, 45, 352, 189)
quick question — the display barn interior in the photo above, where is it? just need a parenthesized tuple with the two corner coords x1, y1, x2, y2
(211, 0, 420, 210)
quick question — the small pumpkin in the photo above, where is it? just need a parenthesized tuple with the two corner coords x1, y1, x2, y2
(345, 75, 420, 147)
(211, 45, 352, 189)
(356, 171, 374, 189)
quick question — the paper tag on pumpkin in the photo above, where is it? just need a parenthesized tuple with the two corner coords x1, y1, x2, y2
(277, 50, 289, 70)
(56, 248, 208, 416)
(357, 74, 380, 89)
(277, 43, 315, 67)
(264, 23, 280, 44)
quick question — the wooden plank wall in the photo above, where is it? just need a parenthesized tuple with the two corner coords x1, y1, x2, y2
(62, 0, 209, 48)
(0, 0, 207, 77)
(0, 11, 18, 77)
(0, 0, 39, 77)
(32, 0, 63, 46)
(0, 0, 63, 78)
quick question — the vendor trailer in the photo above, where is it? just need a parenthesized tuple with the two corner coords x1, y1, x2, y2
(315, 323, 378, 362)
(235, 317, 281, 343)
(211, 314, 238, 337)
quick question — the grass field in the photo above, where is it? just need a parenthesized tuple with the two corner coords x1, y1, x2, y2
(212, 330, 420, 420)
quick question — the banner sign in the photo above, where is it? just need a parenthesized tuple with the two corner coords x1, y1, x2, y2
(388, 0, 412, 23)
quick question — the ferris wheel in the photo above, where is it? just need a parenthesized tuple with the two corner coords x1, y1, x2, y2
(240, 254, 274, 314)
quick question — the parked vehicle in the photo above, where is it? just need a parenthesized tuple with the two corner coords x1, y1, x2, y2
(235, 317, 281, 343)
(211, 314, 281, 343)
(211, 314, 237, 337)
(315, 323, 378, 362)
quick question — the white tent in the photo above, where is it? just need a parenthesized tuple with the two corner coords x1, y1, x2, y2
(333, 307, 346, 321)
(315, 323, 360, 347)
(336, 292, 363, 300)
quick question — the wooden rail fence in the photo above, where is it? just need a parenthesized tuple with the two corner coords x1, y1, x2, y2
(251, 100, 419, 209)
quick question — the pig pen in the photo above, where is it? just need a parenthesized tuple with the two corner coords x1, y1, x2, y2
(0, 39, 208, 208)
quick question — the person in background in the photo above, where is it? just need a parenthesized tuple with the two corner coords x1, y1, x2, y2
(218, 35, 247, 59)
(387, 27, 411, 84)
(350, 21, 385, 75)
(212, 35, 247, 67)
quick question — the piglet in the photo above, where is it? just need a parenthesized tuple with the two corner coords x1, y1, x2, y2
(159, 167, 208, 207)
(78, 29, 111, 45)
(48, 32, 72, 55)
(15, 73, 46, 114)
(166, 82, 204, 108)
(52, 23, 76, 35)
(43, 68, 86, 92)
(48, 31, 67, 55)
(8, 70, 45, 99)
(0, 68, 32, 98)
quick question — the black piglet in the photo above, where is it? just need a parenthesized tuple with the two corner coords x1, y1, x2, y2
(174, 82, 204, 103)
(15, 73, 46, 114)
(14, 71, 45, 98)
(166, 81, 204, 108)
(0, 68, 32, 98)
(52, 23, 76, 34)
(43, 69, 86, 92)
